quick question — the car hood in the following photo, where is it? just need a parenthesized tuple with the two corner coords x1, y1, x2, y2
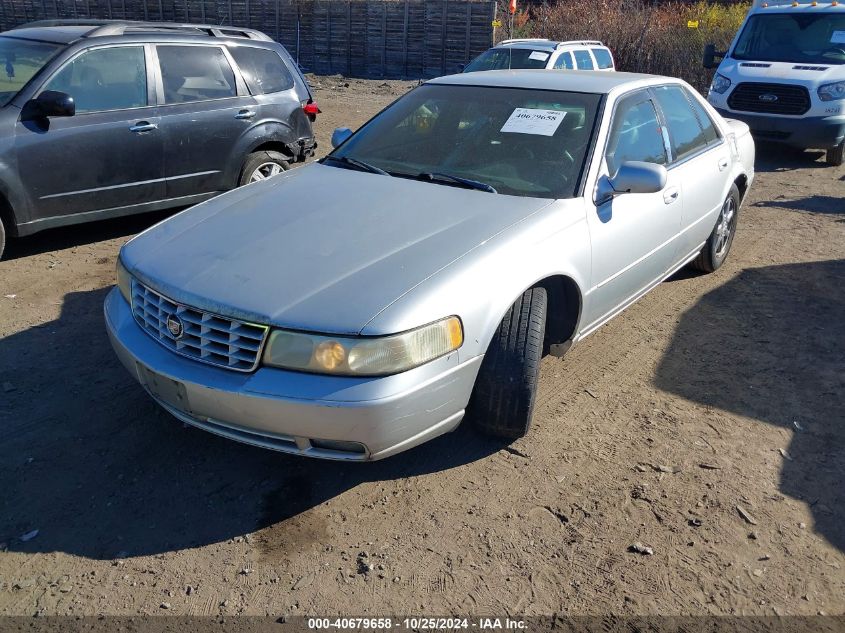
(719, 58, 842, 84)
(122, 163, 553, 335)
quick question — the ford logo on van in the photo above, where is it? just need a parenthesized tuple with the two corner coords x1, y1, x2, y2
(758, 93, 779, 103)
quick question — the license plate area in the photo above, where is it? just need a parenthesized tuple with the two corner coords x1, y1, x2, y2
(137, 363, 190, 413)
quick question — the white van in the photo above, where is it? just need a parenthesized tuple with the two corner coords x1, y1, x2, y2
(703, 0, 845, 165)
(464, 39, 615, 73)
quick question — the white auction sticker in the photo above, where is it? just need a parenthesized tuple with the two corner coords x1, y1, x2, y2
(831, 31, 845, 44)
(500, 108, 567, 136)
(528, 51, 550, 61)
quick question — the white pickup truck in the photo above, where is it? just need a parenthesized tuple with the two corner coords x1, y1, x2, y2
(703, 0, 845, 165)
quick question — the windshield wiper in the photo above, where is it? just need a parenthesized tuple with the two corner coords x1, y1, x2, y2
(417, 172, 497, 194)
(322, 155, 390, 176)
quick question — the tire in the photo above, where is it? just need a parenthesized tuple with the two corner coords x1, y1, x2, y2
(690, 183, 740, 274)
(0, 215, 5, 261)
(826, 141, 844, 167)
(239, 151, 289, 186)
(470, 287, 547, 440)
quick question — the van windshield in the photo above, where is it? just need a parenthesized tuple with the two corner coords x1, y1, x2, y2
(463, 48, 551, 72)
(732, 13, 845, 65)
(0, 37, 62, 106)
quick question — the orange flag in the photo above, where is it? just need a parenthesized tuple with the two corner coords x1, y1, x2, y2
(508, 0, 516, 13)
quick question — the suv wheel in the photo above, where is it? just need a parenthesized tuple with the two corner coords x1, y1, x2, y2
(826, 141, 844, 167)
(240, 151, 289, 186)
(0, 215, 5, 260)
(469, 287, 547, 440)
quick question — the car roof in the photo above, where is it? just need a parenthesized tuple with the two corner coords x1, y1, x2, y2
(429, 69, 668, 95)
(1, 26, 92, 44)
(2, 20, 274, 45)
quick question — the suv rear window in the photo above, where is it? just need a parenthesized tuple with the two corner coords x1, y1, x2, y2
(157, 45, 237, 104)
(229, 46, 294, 95)
(592, 48, 614, 69)
(573, 50, 594, 70)
(464, 48, 550, 72)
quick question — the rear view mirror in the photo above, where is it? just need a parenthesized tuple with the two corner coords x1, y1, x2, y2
(595, 161, 667, 205)
(331, 127, 353, 148)
(703, 43, 726, 69)
(21, 90, 75, 121)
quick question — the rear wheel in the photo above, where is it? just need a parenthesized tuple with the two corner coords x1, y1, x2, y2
(470, 287, 547, 440)
(239, 151, 289, 186)
(0, 215, 6, 261)
(826, 141, 844, 167)
(690, 183, 740, 274)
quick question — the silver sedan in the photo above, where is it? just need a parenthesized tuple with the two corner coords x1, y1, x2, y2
(105, 70, 755, 460)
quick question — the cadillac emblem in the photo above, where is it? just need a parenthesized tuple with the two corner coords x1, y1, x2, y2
(166, 314, 184, 339)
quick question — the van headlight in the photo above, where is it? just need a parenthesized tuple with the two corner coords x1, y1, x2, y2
(710, 73, 731, 95)
(116, 257, 132, 304)
(818, 81, 845, 102)
(262, 316, 463, 376)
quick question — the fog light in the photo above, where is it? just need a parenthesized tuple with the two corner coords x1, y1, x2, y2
(310, 438, 366, 454)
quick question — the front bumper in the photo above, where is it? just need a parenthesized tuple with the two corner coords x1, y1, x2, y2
(104, 288, 481, 461)
(713, 107, 845, 149)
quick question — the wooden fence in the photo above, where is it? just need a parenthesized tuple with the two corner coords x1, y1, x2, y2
(0, 0, 497, 78)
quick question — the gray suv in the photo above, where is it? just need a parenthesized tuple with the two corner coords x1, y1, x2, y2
(0, 20, 318, 258)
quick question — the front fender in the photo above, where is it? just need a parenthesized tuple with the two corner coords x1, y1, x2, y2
(361, 199, 591, 362)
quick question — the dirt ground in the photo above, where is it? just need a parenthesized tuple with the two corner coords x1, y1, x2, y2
(0, 75, 843, 618)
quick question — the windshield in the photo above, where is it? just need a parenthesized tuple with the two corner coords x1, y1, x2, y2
(328, 84, 601, 199)
(463, 48, 551, 72)
(732, 13, 845, 64)
(0, 36, 62, 106)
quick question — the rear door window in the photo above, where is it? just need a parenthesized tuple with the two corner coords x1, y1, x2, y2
(42, 46, 147, 114)
(552, 52, 574, 70)
(592, 48, 614, 69)
(157, 45, 237, 104)
(573, 49, 595, 70)
(229, 46, 294, 95)
(652, 85, 710, 162)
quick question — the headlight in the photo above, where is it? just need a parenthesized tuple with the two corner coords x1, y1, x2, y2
(116, 257, 132, 304)
(818, 81, 845, 102)
(263, 316, 463, 376)
(710, 73, 731, 95)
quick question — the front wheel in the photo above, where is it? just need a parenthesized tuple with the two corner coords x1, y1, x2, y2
(690, 183, 740, 274)
(826, 141, 844, 167)
(239, 150, 289, 186)
(0, 215, 5, 260)
(469, 287, 547, 440)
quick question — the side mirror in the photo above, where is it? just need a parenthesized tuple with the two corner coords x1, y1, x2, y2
(21, 90, 75, 121)
(703, 43, 726, 70)
(595, 161, 667, 206)
(331, 127, 353, 149)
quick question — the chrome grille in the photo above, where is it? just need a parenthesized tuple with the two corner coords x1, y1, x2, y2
(727, 82, 810, 116)
(131, 282, 268, 372)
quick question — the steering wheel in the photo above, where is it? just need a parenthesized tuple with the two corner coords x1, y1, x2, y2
(822, 47, 845, 58)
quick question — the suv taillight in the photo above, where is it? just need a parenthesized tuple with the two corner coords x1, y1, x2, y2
(303, 101, 320, 121)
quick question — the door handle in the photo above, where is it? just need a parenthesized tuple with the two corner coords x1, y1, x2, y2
(718, 157, 729, 171)
(235, 109, 256, 120)
(129, 122, 157, 133)
(663, 187, 679, 204)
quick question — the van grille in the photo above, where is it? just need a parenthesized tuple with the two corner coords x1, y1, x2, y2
(131, 282, 268, 372)
(727, 82, 810, 115)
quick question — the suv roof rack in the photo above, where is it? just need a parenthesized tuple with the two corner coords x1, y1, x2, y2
(556, 40, 604, 48)
(15, 19, 273, 41)
(498, 38, 605, 48)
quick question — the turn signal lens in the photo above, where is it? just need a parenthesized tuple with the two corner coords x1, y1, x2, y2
(116, 257, 132, 304)
(263, 317, 463, 376)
